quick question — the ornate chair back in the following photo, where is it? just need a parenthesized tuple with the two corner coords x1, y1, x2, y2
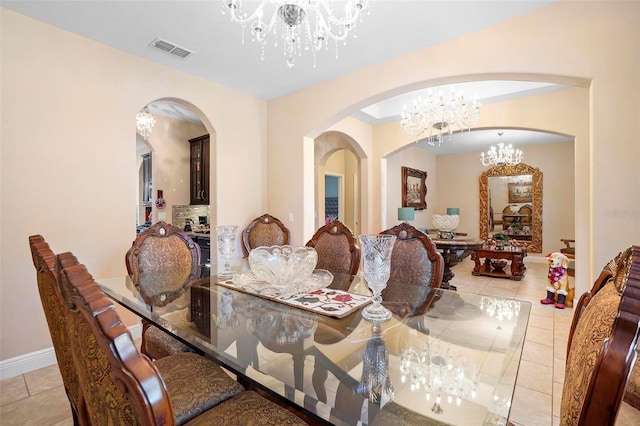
(242, 214, 290, 256)
(560, 245, 640, 425)
(56, 254, 175, 425)
(380, 223, 444, 315)
(502, 204, 518, 229)
(306, 220, 360, 290)
(29, 236, 85, 425)
(125, 221, 201, 358)
(126, 221, 200, 279)
(518, 204, 532, 227)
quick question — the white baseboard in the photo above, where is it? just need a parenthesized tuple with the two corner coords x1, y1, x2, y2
(0, 324, 142, 380)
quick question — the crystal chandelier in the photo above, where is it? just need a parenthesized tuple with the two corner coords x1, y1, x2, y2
(400, 340, 478, 414)
(400, 87, 482, 146)
(479, 296, 521, 330)
(221, 0, 369, 68)
(136, 106, 156, 140)
(480, 132, 523, 167)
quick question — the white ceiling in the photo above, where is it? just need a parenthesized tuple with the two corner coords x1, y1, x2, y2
(5, 0, 572, 154)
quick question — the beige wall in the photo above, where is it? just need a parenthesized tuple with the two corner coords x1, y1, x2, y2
(384, 145, 437, 230)
(268, 2, 640, 297)
(0, 9, 267, 361)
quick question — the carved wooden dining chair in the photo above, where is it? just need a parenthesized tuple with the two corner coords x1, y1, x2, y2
(560, 245, 640, 425)
(501, 204, 519, 230)
(306, 220, 361, 291)
(125, 221, 201, 359)
(242, 213, 290, 256)
(380, 222, 444, 316)
(56, 253, 307, 426)
(517, 204, 532, 227)
(29, 236, 85, 425)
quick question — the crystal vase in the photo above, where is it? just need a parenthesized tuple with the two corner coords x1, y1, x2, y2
(358, 234, 396, 322)
(215, 225, 238, 279)
(356, 321, 394, 406)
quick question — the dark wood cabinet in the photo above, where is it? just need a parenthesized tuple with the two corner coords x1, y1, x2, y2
(141, 153, 152, 206)
(189, 134, 210, 205)
(192, 235, 211, 277)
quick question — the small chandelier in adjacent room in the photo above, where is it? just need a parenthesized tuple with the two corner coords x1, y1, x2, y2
(480, 132, 523, 167)
(136, 106, 156, 140)
(400, 87, 482, 146)
(220, 0, 369, 68)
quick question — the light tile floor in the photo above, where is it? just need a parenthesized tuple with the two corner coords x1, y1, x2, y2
(1, 258, 638, 425)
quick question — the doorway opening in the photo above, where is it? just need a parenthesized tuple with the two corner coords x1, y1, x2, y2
(324, 174, 343, 224)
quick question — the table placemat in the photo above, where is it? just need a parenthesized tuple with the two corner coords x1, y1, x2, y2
(216, 280, 371, 319)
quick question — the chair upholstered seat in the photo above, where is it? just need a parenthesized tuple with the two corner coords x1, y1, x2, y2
(144, 326, 192, 358)
(153, 353, 244, 425)
(183, 391, 307, 425)
(625, 360, 640, 410)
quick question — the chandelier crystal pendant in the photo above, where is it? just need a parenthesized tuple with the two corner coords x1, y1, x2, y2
(400, 87, 482, 146)
(480, 132, 523, 167)
(136, 106, 156, 140)
(221, 0, 369, 68)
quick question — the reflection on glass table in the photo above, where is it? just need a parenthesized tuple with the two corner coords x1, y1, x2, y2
(97, 264, 531, 426)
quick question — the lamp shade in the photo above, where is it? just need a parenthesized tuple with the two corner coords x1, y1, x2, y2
(398, 207, 415, 221)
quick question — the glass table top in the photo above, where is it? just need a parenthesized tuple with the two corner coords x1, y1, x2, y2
(97, 267, 530, 426)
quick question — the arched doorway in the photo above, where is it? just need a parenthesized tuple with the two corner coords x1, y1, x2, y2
(314, 131, 363, 235)
(134, 99, 216, 234)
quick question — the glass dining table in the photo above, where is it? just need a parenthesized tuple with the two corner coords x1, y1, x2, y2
(96, 263, 530, 426)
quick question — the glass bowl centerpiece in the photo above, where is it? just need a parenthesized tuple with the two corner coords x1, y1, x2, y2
(240, 245, 333, 296)
(432, 214, 460, 239)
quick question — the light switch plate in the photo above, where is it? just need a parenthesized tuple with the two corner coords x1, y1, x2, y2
(158, 212, 167, 220)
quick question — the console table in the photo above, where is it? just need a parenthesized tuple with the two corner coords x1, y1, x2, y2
(471, 245, 527, 280)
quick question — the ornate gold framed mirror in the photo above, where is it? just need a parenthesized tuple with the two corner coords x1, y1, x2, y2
(479, 163, 543, 253)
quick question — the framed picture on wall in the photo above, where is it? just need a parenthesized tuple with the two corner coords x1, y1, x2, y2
(508, 182, 533, 203)
(402, 166, 427, 210)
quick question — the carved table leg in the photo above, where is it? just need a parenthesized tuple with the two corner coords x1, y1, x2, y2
(510, 253, 527, 280)
(440, 248, 459, 291)
(472, 250, 482, 275)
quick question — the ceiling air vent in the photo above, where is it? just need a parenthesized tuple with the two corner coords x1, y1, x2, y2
(149, 38, 194, 59)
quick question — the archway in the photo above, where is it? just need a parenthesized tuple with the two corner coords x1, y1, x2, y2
(314, 131, 364, 235)
(134, 98, 217, 234)
(306, 77, 586, 238)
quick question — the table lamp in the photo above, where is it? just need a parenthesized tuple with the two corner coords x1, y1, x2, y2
(398, 207, 415, 223)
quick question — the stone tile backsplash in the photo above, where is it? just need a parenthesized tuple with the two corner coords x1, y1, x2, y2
(172, 205, 210, 229)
